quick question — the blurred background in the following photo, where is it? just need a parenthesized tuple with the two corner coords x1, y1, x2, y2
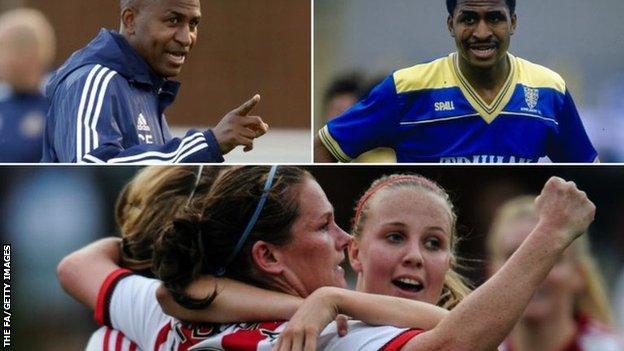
(0, 0, 311, 163)
(1, 165, 623, 349)
(315, 0, 624, 162)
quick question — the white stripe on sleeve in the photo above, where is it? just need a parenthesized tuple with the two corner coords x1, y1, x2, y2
(108, 132, 207, 164)
(76, 64, 103, 161)
(83, 67, 110, 155)
(90, 70, 118, 150)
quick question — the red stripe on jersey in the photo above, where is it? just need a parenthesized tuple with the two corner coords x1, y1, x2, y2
(221, 321, 283, 351)
(95, 268, 133, 326)
(129, 342, 137, 351)
(103, 327, 113, 351)
(380, 329, 423, 351)
(154, 323, 172, 351)
(115, 330, 124, 351)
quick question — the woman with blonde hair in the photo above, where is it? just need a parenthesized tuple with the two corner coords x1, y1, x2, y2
(81, 166, 223, 350)
(487, 195, 623, 351)
(115, 166, 226, 274)
(347, 174, 471, 309)
(273, 173, 474, 349)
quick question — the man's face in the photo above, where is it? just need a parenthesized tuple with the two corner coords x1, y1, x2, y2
(447, 0, 516, 69)
(126, 0, 201, 78)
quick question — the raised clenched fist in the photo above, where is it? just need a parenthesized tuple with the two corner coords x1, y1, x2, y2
(534, 177, 596, 244)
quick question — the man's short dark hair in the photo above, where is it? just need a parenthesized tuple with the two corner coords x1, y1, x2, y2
(446, 0, 516, 15)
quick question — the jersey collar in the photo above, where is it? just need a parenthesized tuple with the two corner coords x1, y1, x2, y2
(450, 52, 518, 124)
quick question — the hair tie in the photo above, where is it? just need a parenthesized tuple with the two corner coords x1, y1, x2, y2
(216, 166, 278, 276)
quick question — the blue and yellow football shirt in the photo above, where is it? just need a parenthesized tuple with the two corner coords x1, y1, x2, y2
(319, 53, 597, 163)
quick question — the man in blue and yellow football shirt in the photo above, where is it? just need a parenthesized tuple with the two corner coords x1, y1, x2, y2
(315, 0, 598, 163)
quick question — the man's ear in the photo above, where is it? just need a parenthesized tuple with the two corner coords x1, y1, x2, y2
(348, 240, 363, 273)
(251, 240, 284, 275)
(510, 13, 517, 35)
(447, 15, 455, 37)
(121, 8, 137, 35)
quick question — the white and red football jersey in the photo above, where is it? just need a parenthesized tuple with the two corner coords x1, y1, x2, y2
(95, 268, 424, 351)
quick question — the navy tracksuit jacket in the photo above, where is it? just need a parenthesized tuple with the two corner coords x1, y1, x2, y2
(42, 29, 223, 163)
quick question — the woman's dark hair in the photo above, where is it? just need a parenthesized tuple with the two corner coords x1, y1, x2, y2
(152, 166, 311, 309)
(446, 0, 515, 15)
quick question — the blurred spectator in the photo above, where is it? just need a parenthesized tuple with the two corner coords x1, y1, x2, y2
(322, 71, 365, 121)
(322, 72, 396, 163)
(487, 196, 624, 350)
(0, 8, 55, 162)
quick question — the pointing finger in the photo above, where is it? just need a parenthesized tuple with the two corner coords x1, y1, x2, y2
(232, 94, 261, 116)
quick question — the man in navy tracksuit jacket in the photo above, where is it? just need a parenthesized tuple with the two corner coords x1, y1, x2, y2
(42, 0, 266, 163)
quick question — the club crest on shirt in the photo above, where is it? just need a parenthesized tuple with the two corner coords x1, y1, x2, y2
(523, 86, 539, 110)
